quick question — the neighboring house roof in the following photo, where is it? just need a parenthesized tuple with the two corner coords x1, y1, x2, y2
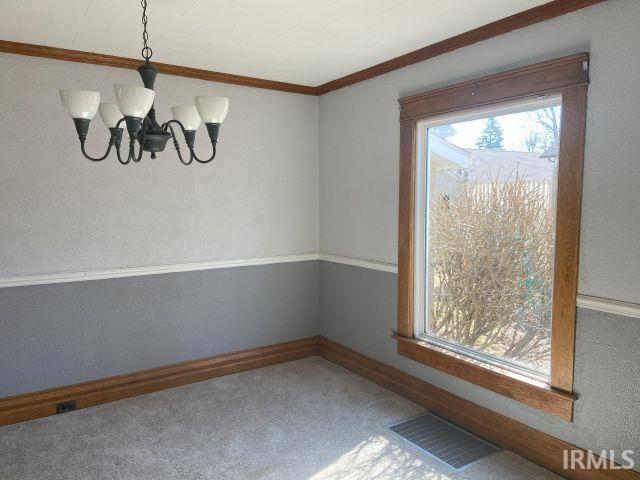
(465, 149, 556, 182)
(431, 133, 557, 183)
(430, 134, 473, 171)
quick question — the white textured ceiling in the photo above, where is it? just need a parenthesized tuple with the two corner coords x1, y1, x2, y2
(1, 0, 549, 85)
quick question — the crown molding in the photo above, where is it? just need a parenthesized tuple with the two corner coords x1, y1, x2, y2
(316, 0, 606, 94)
(0, 39, 318, 96)
(0, 1, 605, 96)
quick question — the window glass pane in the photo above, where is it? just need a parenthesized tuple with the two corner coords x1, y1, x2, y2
(423, 102, 561, 377)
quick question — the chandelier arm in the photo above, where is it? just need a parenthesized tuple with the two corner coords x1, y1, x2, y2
(164, 120, 194, 165)
(129, 136, 145, 163)
(123, 117, 148, 163)
(111, 117, 137, 165)
(80, 139, 114, 162)
(190, 123, 221, 163)
(77, 119, 125, 162)
(115, 145, 131, 165)
(190, 142, 217, 164)
(163, 120, 217, 163)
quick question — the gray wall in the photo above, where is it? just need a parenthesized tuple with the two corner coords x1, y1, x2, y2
(319, 262, 640, 466)
(0, 261, 319, 397)
(318, 0, 640, 304)
(317, 0, 640, 466)
(0, 53, 320, 397)
(0, 53, 319, 278)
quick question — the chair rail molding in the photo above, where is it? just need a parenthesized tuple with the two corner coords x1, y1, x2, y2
(3, 252, 637, 320)
(317, 253, 398, 273)
(318, 254, 640, 319)
(0, 253, 319, 288)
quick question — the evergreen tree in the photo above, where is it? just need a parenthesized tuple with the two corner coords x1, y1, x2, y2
(475, 117, 504, 150)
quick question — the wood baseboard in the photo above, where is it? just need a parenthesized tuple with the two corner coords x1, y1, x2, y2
(318, 336, 639, 480)
(0, 336, 319, 427)
(2, 335, 635, 479)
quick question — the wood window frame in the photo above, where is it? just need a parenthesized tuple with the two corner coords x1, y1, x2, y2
(396, 53, 589, 421)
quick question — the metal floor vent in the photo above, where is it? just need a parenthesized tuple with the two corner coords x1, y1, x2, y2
(388, 412, 500, 470)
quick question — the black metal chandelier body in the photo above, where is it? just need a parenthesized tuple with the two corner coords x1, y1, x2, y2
(60, 0, 229, 166)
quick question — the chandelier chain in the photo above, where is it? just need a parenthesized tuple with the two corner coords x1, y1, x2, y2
(141, 0, 152, 62)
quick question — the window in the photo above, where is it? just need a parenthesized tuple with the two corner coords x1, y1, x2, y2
(417, 97, 561, 381)
(397, 54, 588, 420)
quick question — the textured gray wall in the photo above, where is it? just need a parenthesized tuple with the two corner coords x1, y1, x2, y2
(0, 54, 320, 399)
(0, 261, 319, 397)
(0, 54, 319, 278)
(318, 0, 640, 304)
(319, 261, 640, 467)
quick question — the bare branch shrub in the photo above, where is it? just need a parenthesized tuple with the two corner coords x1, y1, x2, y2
(429, 173, 554, 372)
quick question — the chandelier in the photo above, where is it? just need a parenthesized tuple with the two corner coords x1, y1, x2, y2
(59, 0, 229, 165)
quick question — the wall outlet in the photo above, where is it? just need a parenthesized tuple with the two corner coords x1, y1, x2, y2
(56, 400, 77, 414)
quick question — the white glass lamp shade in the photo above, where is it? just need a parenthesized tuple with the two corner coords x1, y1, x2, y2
(171, 105, 202, 131)
(98, 102, 123, 128)
(113, 84, 155, 118)
(194, 96, 229, 124)
(59, 90, 100, 119)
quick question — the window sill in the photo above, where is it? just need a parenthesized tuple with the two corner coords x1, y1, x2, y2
(394, 334, 574, 421)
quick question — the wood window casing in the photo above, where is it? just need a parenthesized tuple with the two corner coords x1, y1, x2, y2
(396, 53, 589, 421)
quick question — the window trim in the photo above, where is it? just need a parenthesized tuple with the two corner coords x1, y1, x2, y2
(396, 53, 589, 421)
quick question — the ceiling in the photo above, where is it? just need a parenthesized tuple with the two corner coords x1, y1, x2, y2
(1, 0, 550, 86)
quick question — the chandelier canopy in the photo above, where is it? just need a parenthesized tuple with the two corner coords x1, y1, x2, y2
(59, 0, 229, 165)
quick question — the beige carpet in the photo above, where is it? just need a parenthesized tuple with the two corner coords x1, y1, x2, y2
(0, 357, 559, 479)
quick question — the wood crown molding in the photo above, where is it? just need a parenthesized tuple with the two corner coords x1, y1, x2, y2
(0, 1, 605, 96)
(0, 336, 319, 427)
(0, 39, 318, 96)
(319, 336, 640, 480)
(316, 0, 605, 94)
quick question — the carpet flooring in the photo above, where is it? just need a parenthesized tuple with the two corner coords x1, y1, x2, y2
(0, 357, 560, 479)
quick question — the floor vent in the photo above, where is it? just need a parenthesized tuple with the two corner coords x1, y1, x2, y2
(388, 412, 500, 470)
